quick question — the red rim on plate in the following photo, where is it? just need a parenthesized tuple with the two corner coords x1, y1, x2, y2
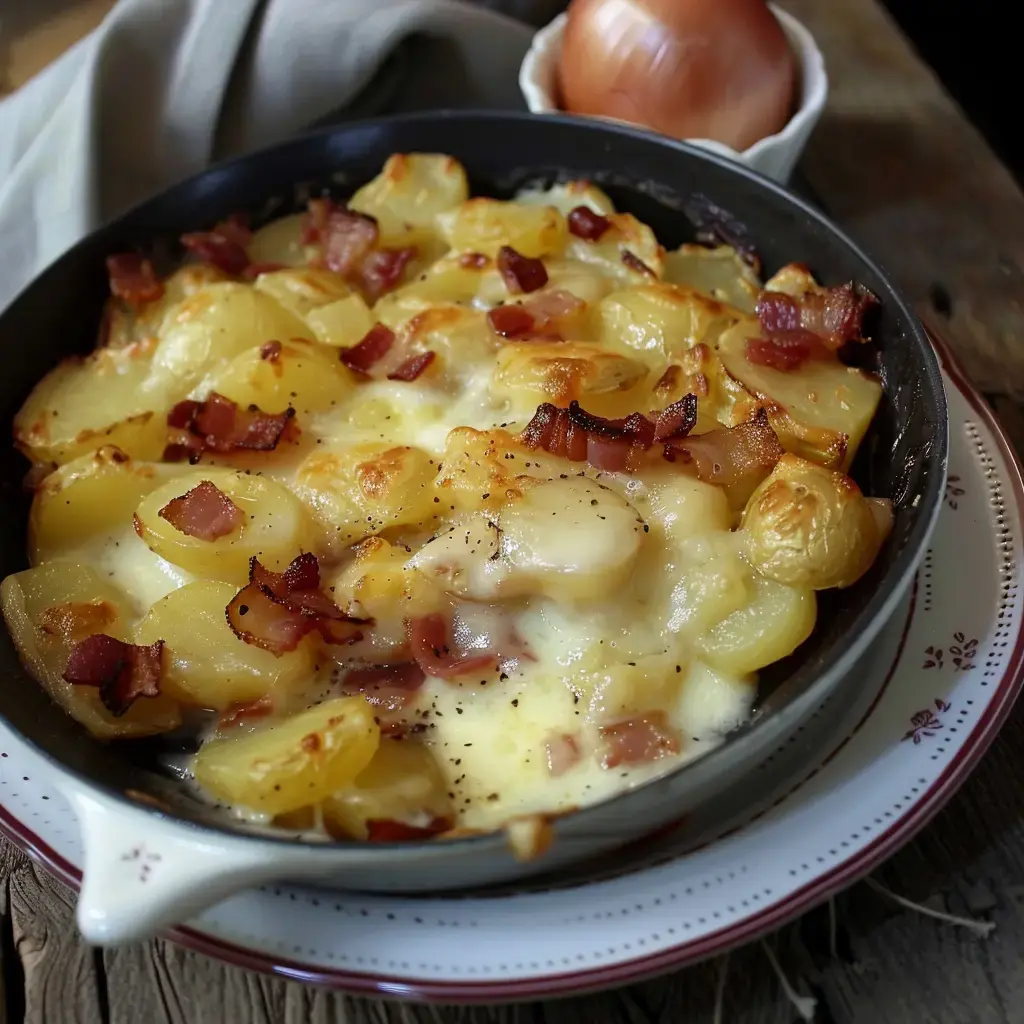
(0, 328, 1021, 1002)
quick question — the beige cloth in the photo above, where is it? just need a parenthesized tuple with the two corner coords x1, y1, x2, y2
(0, 0, 539, 310)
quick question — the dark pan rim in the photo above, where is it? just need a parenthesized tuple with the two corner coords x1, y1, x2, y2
(0, 110, 948, 856)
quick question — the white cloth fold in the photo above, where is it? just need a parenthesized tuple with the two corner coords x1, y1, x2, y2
(0, 0, 539, 310)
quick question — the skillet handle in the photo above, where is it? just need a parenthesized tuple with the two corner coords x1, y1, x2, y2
(62, 785, 287, 945)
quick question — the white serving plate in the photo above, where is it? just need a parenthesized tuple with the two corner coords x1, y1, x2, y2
(519, 5, 828, 183)
(0, 332, 1018, 1002)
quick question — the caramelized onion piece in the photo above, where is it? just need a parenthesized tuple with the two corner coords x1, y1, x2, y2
(63, 634, 165, 716)
(599, 711, 680, 769)
(158, 480, 244, 541)
(106, 253, 163, 305)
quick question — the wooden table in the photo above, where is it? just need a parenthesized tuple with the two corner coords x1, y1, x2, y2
(3, 1, 1024, 1021)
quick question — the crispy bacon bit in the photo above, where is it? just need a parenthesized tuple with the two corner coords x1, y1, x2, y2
(487, 304, 537, 339)
(181, 215, 253, 276)
(217, 696, 275, 730)
(157, 480, 244, 541)
(545, 733, 581, 776)
(260, 340, 283, 361)
(653, 395, 699, 443)
(227, 554, 372, 655)
(567, 205, 612, 241)
(407, 614, 501, 680)
(341, 662, 426, 712)
(622, 250, 655, 277)
(387, 351, 435, 382)
(366, 816, 453, 842)
(599, 711, 680, 769)
(312, 202, 379, 275)
(519, 400, 656, 473)
(164, 393, 296, 460)
(359, 247, 417, 301)
(486, 289, 584, 341)
(63, 634, 164, 717)
(756, 284, 878, 349)
(459, 252, 490, 269)
(106, 254, 164, 305)
(665, 408, 784, 488)
(746, 333, 817, 371)
(339, 323, 395, 376)
(497, 246, 548, 294)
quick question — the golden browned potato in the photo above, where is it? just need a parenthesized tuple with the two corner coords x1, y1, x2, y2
(566, 213, 665, 283)
(134, 580, 315, 709)
(305, 293, 375, 348)
(294, 442, 440, 546)
(662, 244, 762, 314)
(13, 343, 171, 466)
(203, 338, 355, 417)
(133, 468, 312, 583)
(252, 266, 351, 317)
(29, 448, 182, 564)
(741, 454, 888, 590)
(438, 198, 567, 258)
(0, 563, 181, 739)
(322, 738, 453, 840)
(192, 696, 380, 814)
(246, 213, 317, 267)
(514, 180, 616, 218)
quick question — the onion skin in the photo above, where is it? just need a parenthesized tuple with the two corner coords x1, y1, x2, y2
(557, 0, 797, 151)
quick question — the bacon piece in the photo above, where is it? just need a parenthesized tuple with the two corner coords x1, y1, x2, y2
(664, 408, 784, 489)
(519, 400, 656, 472)
(63, 634, 164, 717)
(227, 554, 372, 655)
(545, 733, 581, 776)
(599, 711, 680, 769)
(567, 206, 611, 241)
(341, 661, 426, 713)
(407, 613, 502, 680)
(106, 254, 164, 305)
(487, 289, 584, 341)
(158, 480, 244, 541)
(622, 250, 655, 277)
(653, 394, 698, 443)
(164, 392, 296, 460)
(497, 246, 548, 294)
(756, 284, 878, 349)
(320, 205, 379, 275)
(339, 323, 395, 376)
(217, 696, 275, 730)
(387, 351, 435, 382)
(181, 215, 253, 275)
(746, 333, 816, 372)
(366, 816, 453, 842)
(260, 340, 283, 361)
(358, 247, 417, 301)
(459, 252, 490, 269)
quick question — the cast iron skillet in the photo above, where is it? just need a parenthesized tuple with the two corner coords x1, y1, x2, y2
(0, 112, 946, 888)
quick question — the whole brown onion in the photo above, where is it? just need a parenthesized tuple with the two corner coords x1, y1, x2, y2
(557, 0, 797, 152)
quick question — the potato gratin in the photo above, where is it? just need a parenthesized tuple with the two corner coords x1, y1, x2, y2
(2, 154, 892, 845)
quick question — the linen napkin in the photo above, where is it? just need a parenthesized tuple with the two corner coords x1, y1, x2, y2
(0, 0, 566, 312)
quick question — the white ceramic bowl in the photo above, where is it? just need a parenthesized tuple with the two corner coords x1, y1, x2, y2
(519, 4, 827, 183)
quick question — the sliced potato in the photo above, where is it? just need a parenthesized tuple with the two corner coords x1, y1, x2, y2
(204, 338, 355, 416)
(29, 448, 182, 563)
(306, 293, 375, 348)
(394, 305, 497, 380)
(438, 198, 567, 259)
(322, 738, 453, 840)
(349, 153, 469, 248)
(0, 563, 181, 739)
(696, 573, 816, 676)
(133, 468, 312, 582)
(637, 470, 733, 545)
(149, 282, 314, 395)
(741, 454, 886, 589)
(14, 343, 171, 466)
(665, 535, 752, 639)
(514, 179, 616, 217)
(294, 442, 440, 546)
(578, 651, 687, 719)
(246, 213, 317, 267)
(252, 266, 350, 317)
(716, 320, 882, 470)
(135, 580, 314, 709)
(566, 213, 664, 283)
(498, 476, 646, 603)
(192, 696, 379, 814)
(662, 244, 762, 314)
